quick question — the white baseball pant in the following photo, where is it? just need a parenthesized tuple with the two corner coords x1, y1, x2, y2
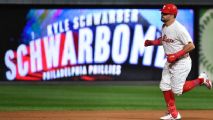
(160, 57, 192, 95)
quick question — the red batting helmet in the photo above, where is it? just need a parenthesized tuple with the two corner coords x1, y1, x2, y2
(160, 3, 178, 15)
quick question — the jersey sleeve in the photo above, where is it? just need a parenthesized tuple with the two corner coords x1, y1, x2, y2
(177, 27, 193, 45)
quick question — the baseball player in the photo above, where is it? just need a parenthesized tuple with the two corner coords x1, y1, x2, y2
(144, 3, 212, 120)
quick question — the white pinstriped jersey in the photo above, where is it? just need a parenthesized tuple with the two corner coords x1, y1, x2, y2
(159, 20, 193, 94)
(161, 20, 193, 55)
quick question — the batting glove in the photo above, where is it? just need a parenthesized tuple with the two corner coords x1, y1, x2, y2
(167, 50, 186, 63)
(144, 39, 161, 47)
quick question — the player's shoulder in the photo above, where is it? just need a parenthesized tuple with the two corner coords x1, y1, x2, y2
(174, 21, 185, 29)
(173, 21, 188, 32)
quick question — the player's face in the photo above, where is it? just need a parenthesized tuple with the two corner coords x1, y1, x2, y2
(161, 13, 172, 22)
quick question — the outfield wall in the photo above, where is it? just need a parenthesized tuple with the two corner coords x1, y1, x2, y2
(199, 8, 213, 81)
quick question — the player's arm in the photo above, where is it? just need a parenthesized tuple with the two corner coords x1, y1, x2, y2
(144, 37, 162, 47)
(167, 42, 195, 63)
(182, 42, 195, 53)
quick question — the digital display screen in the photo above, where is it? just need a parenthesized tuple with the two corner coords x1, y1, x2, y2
(1, 8, 194, 81)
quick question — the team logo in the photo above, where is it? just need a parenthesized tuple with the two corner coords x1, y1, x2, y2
(161, 35, 174, 43)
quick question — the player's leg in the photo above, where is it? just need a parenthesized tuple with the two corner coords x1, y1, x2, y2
(160, 89, 181, 119)
(160, 63, 172, 111)
(169, 70, 189, 119)
(162, 90, 179, 119)
(199, 72, 212, 89)
(183, 72, 212, 93)
(167, 58, 192, 119)
(160, 63, 180, 119)
(170, 57, 192, 95)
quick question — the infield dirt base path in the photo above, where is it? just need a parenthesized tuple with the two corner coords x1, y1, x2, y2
(0, 110, 213, 120)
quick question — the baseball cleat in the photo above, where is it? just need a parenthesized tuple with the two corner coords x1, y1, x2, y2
(199, 72, 212, 90)
(160, 112, 181, 120)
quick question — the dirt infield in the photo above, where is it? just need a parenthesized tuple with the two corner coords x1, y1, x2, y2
(0, 110, 213, 120)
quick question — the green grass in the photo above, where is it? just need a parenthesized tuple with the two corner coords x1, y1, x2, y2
(0, 83, 212, 111)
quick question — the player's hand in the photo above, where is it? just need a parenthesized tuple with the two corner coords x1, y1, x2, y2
(166, 50, 186, 63)
(144, 40, 153, 47)
(167, 54, 178, 63)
